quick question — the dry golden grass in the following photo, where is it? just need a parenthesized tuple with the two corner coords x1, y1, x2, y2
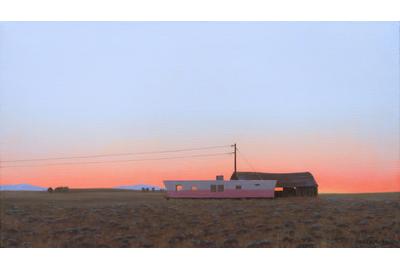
(1, 190, 399, 247)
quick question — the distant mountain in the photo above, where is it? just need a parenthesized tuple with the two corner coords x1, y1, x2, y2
(0, 184, 47, 191)
(114, 184, 162, 191)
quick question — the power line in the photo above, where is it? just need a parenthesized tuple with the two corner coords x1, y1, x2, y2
(236, 147, 263, 180)
(236, 148, 256, 171)
(0, 152, 233, 168)
(0, 144, 231, 163)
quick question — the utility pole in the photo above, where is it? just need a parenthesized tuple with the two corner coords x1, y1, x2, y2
(233, 143, 237, 176)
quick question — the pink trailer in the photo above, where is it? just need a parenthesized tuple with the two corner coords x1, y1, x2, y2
(163, 179, 277, 199)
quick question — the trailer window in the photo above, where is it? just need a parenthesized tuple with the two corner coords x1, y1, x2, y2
(210, 185, 217, 192)
(175, 185, 183, 191)
(191, 186, 198, 191)
(235, 185, 242, 190)
(217, 185, 224, 192)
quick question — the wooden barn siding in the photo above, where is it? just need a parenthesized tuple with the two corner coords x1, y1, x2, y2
(232, 171, 318, 197)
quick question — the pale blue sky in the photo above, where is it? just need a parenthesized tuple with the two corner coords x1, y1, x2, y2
(0, 22, 398, 169)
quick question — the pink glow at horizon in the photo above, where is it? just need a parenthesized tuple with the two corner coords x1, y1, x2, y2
(1, 139, 399, 193)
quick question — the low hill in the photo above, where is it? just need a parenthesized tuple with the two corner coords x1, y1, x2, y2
(0, 184, 47, 191)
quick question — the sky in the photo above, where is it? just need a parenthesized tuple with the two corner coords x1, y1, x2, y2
(0, 22, 398, 192)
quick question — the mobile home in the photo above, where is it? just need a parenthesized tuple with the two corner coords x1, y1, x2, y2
(164, 178, 277, 199)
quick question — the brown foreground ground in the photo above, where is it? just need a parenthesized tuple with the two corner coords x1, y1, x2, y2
(0, 190, 399, 248)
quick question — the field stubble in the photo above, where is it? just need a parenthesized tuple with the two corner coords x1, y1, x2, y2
(1, 190, 399, 248)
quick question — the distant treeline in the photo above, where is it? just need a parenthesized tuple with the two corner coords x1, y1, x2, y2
(142, 187, 156, 192)
(48, 187, 70, 193)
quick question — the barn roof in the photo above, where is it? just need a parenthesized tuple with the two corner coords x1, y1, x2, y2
(230, 171, 318, 188)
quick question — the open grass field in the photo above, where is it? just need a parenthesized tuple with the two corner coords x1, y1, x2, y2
(1, 190, 399, 248)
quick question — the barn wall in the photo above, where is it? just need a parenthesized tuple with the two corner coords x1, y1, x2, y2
(275, 187, 318, 197)
(296, 187, 318, 197)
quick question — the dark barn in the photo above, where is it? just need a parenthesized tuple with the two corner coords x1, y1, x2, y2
(230, 171, 318, 197)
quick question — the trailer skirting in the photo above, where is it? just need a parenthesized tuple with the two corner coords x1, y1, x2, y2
(166, 189, 274, 199)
